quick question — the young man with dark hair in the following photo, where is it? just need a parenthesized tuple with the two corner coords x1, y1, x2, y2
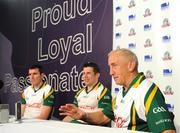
(21, 64, 54, 119)
(60, 62, 113, 126)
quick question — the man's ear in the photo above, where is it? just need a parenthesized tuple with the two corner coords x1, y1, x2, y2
(128, 60, 136, 72)
(96, 73, 100, 78)
(41, 73, 45, 78)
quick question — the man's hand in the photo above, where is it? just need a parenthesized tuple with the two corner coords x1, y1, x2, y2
(59, 104, 85, 120)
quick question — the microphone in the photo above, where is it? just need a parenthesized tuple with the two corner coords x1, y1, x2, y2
(0, 80, 3, 89)
(15, 102, 21, 121)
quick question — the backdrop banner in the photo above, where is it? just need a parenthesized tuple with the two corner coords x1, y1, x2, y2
(0, 0, 112, 119)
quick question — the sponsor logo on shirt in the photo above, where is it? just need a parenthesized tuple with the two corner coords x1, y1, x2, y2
(104, 96, 110, 99)
(79, 105, 96, 110)
(27, 103, 41, 108)
(155, 119, 172, 125)
(114, 88, 119, 94)
(114, 116, 127, 128)
(153, 106, 166, 113)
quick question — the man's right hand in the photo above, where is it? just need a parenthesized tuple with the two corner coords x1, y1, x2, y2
(59, 104, 85, 120)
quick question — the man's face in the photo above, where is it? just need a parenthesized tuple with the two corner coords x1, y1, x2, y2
(108, 52, 129, 86)
(28, 68, 43, 87)
(82, 67, 99, 87)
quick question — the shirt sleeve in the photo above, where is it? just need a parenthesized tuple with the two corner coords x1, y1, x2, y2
(145, 86, 176, 132)
(21, 92, 26, 104)
(73, 96, 78, 107)
(43, 87, 54, 106)
(98, 87, 114, 120)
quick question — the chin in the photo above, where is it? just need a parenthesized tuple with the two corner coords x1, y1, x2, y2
(114, 80, 120, 85)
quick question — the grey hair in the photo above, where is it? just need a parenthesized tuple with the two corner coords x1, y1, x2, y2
(108, 48, 139, 70)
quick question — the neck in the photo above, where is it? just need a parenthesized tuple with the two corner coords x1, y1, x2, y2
(124, 72, 138, 91)
(33, 81, 44, 89)
(86, 82, 98, 91)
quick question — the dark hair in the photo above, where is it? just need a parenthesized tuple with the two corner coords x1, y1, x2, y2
(29, 64, 44, 74)
(83, 62, 100, 74)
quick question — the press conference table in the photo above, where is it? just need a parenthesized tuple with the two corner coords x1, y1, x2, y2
(0, 119, 142, 133)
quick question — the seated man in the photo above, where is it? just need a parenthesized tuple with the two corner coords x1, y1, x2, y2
(60, 49, 176, 133)
(60, 62, 113, 126)
(21, 64, 54, 119)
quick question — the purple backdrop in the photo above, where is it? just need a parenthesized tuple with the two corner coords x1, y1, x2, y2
(0, 0, 112, 119)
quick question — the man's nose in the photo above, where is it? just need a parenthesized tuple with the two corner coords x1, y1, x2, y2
(109, 68, 114, 76)
(29, 75, 34, 79)
(82, 74, 87, 79)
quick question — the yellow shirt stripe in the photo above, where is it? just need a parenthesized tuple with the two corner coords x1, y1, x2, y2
(44, 88, 54, 100)
(132, 103, 136, 130)
(133, 75, 144, 88)
(99, 88, 107, 100)
(145, 85, 158, 114)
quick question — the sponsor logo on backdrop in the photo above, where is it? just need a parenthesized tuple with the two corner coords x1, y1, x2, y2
(145, 70, 153, 78)
(128, 0, 136, 8)
(116, 6, 122, 12)
(144, 24, 152, 31)
(113, 1, 175, 123)
(166, 103, 174, 112)
(144, 38, 152, 48)
(161, 2, 169, 10)
(162, 18, 170, 27)
(163, 69, 172, 76)
(162, 35, 171, 42)
(115, 32, 121, 39)
(128, 14, 136, 21)
(115, 19, 122, 27)
(128, 28, 136, 36)
(144, 54, 152, 62)
(153, 106, 166, 114)
(143, 8, 152, 17)
(162, 51, 172, 60)
(128, 43, 136, 49)
(163, 85, 174, 95)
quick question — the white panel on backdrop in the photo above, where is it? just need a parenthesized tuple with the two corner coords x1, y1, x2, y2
(113, 0, 180, 131)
